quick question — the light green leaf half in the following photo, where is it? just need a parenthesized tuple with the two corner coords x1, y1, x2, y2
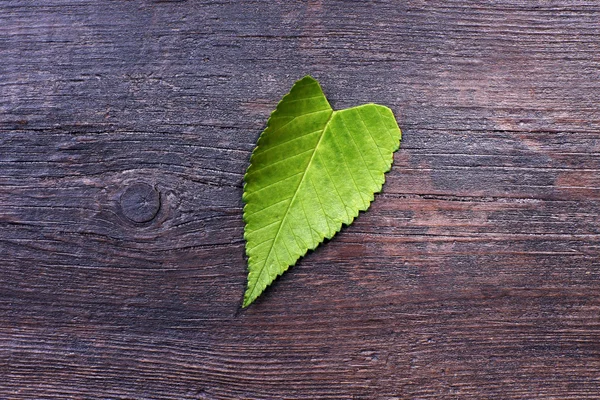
(242, 76, 402, 307)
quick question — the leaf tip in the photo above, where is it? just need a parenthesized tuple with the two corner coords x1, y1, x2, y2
(300, 74, 317, 82)
(242, 287, 256, 308)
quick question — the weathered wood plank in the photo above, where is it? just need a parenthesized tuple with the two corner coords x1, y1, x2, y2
(1, 0, 600, 398)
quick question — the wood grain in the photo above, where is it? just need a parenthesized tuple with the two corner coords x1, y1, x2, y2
(1, 1, 600, 398)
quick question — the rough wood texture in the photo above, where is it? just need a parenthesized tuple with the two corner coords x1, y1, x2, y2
(1, 1, 599, 399)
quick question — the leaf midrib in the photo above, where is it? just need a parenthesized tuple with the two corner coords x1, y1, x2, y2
(246, 107, 336, 303)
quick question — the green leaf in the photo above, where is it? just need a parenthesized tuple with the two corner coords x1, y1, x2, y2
(242, 76, 402, 307)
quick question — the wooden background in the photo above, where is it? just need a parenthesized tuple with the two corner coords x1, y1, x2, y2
(1, 1, 600, 398)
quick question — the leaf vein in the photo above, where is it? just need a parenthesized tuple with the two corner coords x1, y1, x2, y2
(246, 237, 275, 252)
(252, 129, 322, 157)
(318, 152, 351, 221)
(338, 113, 378, 186)
(264, 108, 331, 138)
(244, 196, 292, 219)
(247, 147, 314, 176)
(244, 171, 304, 197)
(329, 117, 367, 204)
(245, 219, 281, 235)
(356, 109, 387, 164)
(374, 106, 396, 144)
(309, 175, 332, 232)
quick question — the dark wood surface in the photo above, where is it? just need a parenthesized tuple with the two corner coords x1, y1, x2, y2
(2, 1, 600, 398)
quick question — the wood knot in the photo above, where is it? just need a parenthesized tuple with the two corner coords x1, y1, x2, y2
(119, 183, 160, 223)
